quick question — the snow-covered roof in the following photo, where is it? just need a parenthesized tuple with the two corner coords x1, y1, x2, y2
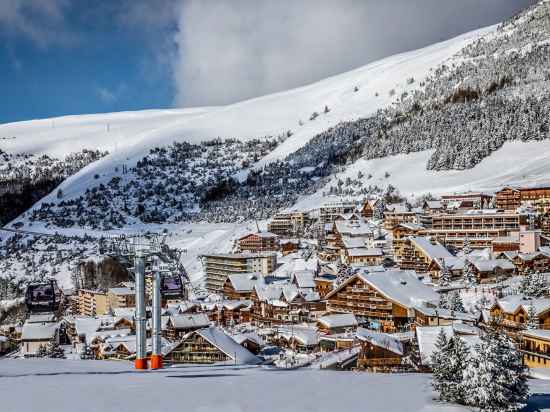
(522, 329, 550, 341)
(469, 258, 515, 272)
(414, 305, 477, 322)
(318, 313, 358, 329)
(169, 313, 210, 330)
(424, 200, 442, 209)
(27, 313, 57, 323)
(239, 232, 278, 240)
(347, 247, 383, 257)
(291, 270, 316, 289)
(341, 236, 368, 249)
(196, 327, 261, 365)
(108, 287, 134, 296)
(21, 322, 59, 341)
(356, 327, 404, 355)
(495, 295, 550, 316)
(231, 332, 266, 347)
(277, 326, 319, 346)
(227, 272, 265, 292)
(409, 237, 452, 259)
(386, 203, 411, 214)
(360, 270, 439, 309)
(335, 221, 373, 237)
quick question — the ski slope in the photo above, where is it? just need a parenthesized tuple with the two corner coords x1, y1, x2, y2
(293, 140, 550, 210)
(1, 26, 492, 205)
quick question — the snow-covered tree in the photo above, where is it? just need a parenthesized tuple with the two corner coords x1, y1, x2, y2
(463, 261, 477, 286)
(461, 327, 528, 412)
(439, 260, 451, 287)
(432, 333, 470, 403)
(527, 304, 539, 330)
(520, 272, 548, 298)
(462, 237, 472, 255)
(45, 337, 65, 359)
(449, 291, 466, 313)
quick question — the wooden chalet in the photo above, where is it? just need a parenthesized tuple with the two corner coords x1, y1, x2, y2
(384, 203, 418, 230)
(520, 329, 550, 368)
(222, 272, 265, 300)
(164, 327, 260, 365)
(317, 313, 358, 334)
(497, 251, 550, 275)
(398, 236, 453, 274)
(314, 273, 336, 298)
(280, 239, 300, 255)
(325, 270, 439, 333)
(238, 232, 279, 253)
(164, 313, 211, 341)
(251, 284, 324, 327)
(490, 296, 550, 336)
(355, 327, 405, 371)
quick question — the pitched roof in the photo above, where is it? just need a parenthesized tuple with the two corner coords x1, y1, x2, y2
(356, 327, 403, 355)
(169, 313, 210, 330)
(276, 326, 319, 346)
(495, 295, 550, 316)
(196, 327, 261, 365)
(341, 236, 368, 249)
(21, 322, 59, 341)
(292, 270, 316, 289)
(318, 313, 358, 329)
(409, 237, 452, 260)
(227, 273, 265, 292)
(347, 247, 383, 257)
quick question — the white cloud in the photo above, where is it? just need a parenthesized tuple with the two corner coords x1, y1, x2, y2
(0, 0, 75, 48)
(172, 0, 536, 108)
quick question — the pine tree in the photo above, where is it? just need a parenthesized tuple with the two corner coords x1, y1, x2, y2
(439, 259, 452, 286)
(461, 327, 528, 411)
(36, 344, 48, 358)
(438, 293, 450, 310)
(443, 336, 470, 403)
(520, 271, 548, 298)
(80, 343, 95, 360)
(449, 291, 466, 312)
(527, 304, 539, 330)
(45, 337, 65, 359)
(462, 237, 472, 255)
(463, 261, 477, 286)
(432, 328, 451, 397)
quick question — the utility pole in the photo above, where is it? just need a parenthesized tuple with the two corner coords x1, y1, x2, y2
(134, 240, 148, 370)
(151, 266, 163, 369)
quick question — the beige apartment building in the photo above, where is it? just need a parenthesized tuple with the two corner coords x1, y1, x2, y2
(202, 253, 277, 291)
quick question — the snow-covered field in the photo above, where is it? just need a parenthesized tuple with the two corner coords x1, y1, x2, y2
(1, 359, 549, 412)
(293, 140, 550, 211)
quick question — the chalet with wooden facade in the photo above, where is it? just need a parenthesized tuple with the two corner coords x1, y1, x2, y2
(164, 313, 211, 341)
(520, 329, 550, 368)
(164, 327, 261, 365)
(356, 327, 405, 371)
(238, 232, 279, 253)
(317, 313, 358, 334)
(490, 296, 550, 335)
(384, 203, 418, 230)
(222, 273, 265, 300)
(398, 236, 453, 274)
(325, 270, 438, 332)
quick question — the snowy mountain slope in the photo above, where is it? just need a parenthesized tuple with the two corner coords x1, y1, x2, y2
(2, 25, 492, 184)
(293, 140, 550, 211)
(2, 26, 494, 228)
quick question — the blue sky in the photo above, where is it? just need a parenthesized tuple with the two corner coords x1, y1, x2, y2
(0, 0, 537, 125)
(0, 0, 177, 124)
